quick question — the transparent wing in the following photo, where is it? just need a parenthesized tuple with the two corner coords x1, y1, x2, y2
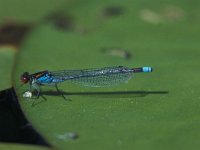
(50, 66, 134, 87)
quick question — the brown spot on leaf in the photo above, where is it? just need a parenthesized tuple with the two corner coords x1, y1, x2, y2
(45, 12, 75, 31)
(162, 5, 186, 21)
(0, 22, 31, 47)
(139, 9, 162, 24)
(101, 47, 131, 60)
(102, 5, 125, 18)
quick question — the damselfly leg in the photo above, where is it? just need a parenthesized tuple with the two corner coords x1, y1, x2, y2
(55, 84, 67, 99)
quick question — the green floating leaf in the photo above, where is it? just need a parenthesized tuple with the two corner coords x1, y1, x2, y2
(14, 0, 200, 150)
(0, 0, 67, 23)
(0, 46, 15, 90)
(0, 143, 50, 150)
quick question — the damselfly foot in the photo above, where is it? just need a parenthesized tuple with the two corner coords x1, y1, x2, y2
(55, 84, 67, 99)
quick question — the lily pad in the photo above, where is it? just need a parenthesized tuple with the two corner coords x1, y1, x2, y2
(0, 143, 50, 150)
(0, 0, 66, 24)
(0, 46, 15, 90)
(14, 0, 200, 150)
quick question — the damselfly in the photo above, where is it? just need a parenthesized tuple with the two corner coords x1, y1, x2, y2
(20, 66, 153, 98)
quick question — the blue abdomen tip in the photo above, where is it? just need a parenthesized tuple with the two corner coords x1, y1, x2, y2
(142, 67, 153, 72)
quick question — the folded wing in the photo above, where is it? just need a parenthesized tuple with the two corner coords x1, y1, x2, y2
(50, 66, 134, 87)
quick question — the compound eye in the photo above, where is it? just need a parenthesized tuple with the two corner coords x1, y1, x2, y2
(20, 72, 29, 84)
(21, 77, 28, 83)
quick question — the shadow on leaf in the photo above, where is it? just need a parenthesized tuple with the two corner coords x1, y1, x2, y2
(42, 90, 169, 99)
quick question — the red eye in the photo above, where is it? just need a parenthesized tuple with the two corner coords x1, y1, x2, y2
(21, 77, 28, 83)
(20, 72, 30, 84)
